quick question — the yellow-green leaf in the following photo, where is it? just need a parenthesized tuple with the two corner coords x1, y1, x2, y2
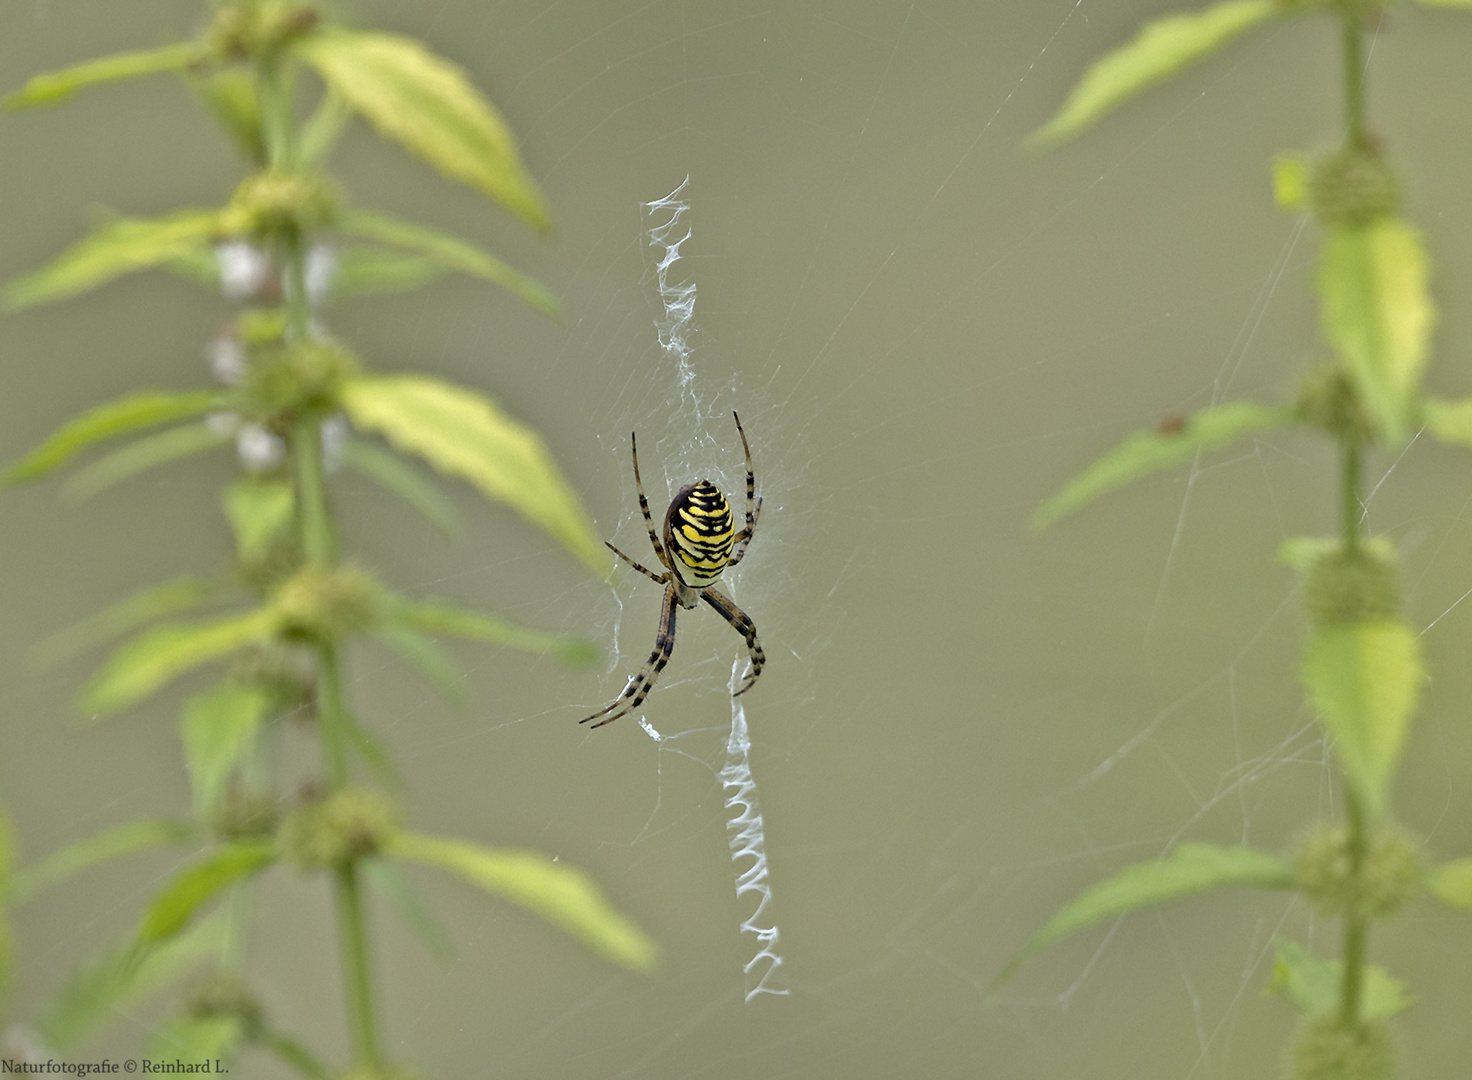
(138, 842, 275, 943)
(43, 912, 227, 1052)
(387, 597, 595, 667)
(1302, 619, 1422, 816)
(1319, 218, 1435, 446)
(994, 843, 1293, 988)
(223, 475, 295, 563)
(296, 28, 550, 230)
(32, 576, 224, 668)
(81, 609, 280, 719)
(5, 390, 223, 484)
(341, 375, 605, 575)
(1028, 0, 1279, 148)
(1268, 939, 1413, 1020)
(1422, 396, 1472, 451)
(14, 819, 195, 902)
(5, 210, 225, 308)
(386, 831, 658, 972)
(1426, 857, 1472, 910)
(5, 42, 206, 109)
(338, 208, 559, 317)
(1032, 400, 1293, 529)
(181, 685, 269, 818)
(62, 421, 234, 501)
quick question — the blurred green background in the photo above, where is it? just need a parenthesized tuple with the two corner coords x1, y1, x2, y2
(3, 0, 1472, 1076)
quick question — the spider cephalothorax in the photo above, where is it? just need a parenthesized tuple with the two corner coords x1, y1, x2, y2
(583, 411, 764, 729)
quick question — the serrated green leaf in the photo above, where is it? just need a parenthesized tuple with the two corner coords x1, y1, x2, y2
(1273, 152, 1311, 211)
(387, 597, 596, 667)
(1426, 857, 1472, 910)
(148, 1015, 246, 1067)
(1028, 0, 1279, 148)
(387, 831, 657, 972)
(362, 858, 455, 964)
(63, 421, 234, 500)
(138, 842, 276, 944)
(994, 843, 1293, 988)
(375, 622, 465, 706)
(181, 685, 270, 818)
(5, 210, 225, 308)
(42, 912, 227, 1052)
(341, 375, 605, 574)
(296, 29, 550, 230)
(337, 209, 559, 316)
(5, 42, 206, 109)
(81, 608, 281, 719)
(340, 437, 460, 539)
(14, 819, 196, 902)
(1302, 619, 1421, 817)
(1421, 396, 1472, 451)
(1032, 400, 1294, 529)
(223, 475, 296, 563)
(1319, 218, 1435, 446)
(6, 390, 223, 484)
(1267, 939, 1413, 1020)
(32, 576, 224, 668)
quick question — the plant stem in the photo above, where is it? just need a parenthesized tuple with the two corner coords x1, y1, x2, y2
(1341, 439, 1361, 551)
(1341, 5, 1366, 147)
(1339, 785, 1369, 1026)
(335, 862, 382, 1069)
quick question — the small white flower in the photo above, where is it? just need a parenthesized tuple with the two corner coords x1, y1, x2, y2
(208, 333, 248, 385)
(237, 423, 286, 472)
(217, 241, 273, 301)
(306, 244, 337, 307)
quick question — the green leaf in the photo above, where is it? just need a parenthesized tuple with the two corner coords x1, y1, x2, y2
(5, 42, 206, 109)
(1426, 857, 1472, 910)
(387, 597, 596, 667)
(329, 246, 449, 297)
(138, 842, 276, 944)
(994, 843, 1293, 988)
(362, 858, 455, 964)
(1027, 0, 1279, 148)
(386, 831, 658, 972)
(340, 437, 461, 539)
(375, 622, 466, 706)
(42, 912, 227, 1052)
(1421, 396, 1472, 451)
(1273, 152, 1312, 211)
(5, 389, 223, 484)
(148, 1016, 246, 1068)
(189, 67, 266, 165)
(296, 28, 551, 230)
(297, 91, 351, 168)
(223, 475, 296, 563)
(1032, 400, 1294, 529)
(1319, 217, 1435, 445)
(181, 684, 269, 818)
(63, 421, 234, 500)
(5, 210, 225, 308)
(337, 209, 559, 317)
(32, 575, 224, 668)
(14, 819, 196, 902)
(1267, 939, 1413, 1020)
(81, 608, 281, 719)
(1302, 619, 1422, 817)
(341, 375, 606, 575)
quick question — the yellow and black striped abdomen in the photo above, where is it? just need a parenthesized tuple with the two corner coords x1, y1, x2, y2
(663, 480, 736, 588)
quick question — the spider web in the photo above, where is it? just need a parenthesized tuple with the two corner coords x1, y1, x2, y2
(5, 2, 1472, 1079)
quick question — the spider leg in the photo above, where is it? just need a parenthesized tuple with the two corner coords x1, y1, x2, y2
(606, 540, 668, 585)
(701, 586, 764, 696)
(582, 582, 679, 728)
(630, 431, 672, 571)
(726, 411, 760, 568)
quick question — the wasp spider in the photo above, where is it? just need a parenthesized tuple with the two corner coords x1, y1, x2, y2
(583, 411, 764, 728)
